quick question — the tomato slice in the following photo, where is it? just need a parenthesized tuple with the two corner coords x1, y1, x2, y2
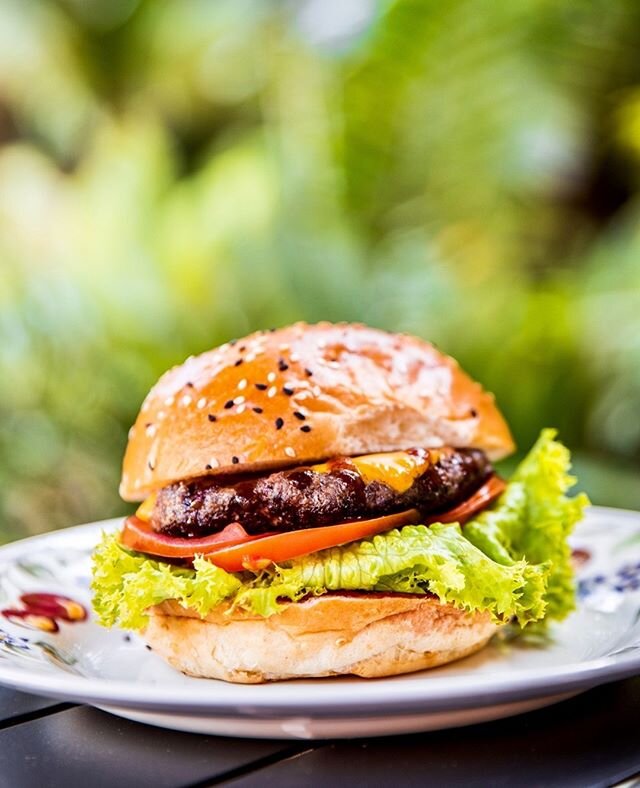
(423, 475, 506, 526)
(119, 475, 507, 571)
(203, 508, 423, 573)
(120, 518, 274, 558)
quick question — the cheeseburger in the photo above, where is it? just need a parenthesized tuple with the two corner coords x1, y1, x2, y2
(92, 322, 588, 683)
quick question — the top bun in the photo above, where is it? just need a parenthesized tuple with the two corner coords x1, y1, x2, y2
(121, 322, 514, 500)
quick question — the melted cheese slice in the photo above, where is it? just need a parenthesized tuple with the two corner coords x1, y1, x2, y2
(312, 450, 436, 493)
(136, 492, 157, 522)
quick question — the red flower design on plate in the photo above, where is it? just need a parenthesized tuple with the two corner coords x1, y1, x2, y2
(1, 593, 87, 633)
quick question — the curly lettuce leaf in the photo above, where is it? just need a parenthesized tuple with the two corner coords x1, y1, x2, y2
(249, 523, 548, 624)
(464, 429, 589, 619)
(91, 537, 242, 630)
(91, 430, 588, 631)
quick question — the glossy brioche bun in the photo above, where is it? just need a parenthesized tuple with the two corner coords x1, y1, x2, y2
(121, 322, 514, 500)
(144, 594, 499, 683)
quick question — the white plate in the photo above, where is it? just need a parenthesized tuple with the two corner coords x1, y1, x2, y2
(0, 506, 639, 739)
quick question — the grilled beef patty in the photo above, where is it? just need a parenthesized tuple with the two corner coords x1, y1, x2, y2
(151, 448, 493, 538)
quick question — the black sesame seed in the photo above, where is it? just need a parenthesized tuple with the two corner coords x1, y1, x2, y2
(278, 359, 289, 371)
(124, 635, 131, 642)
(268, 327, 276, 332)
(145, 645, 152, 651)
(186, 381, 194, 387)
(300, 425, 312, 432)
(255, 383, 268, 391)
(253, 407, 263, 414)
(229, 339, 238, 346)
(205, 464, 212, 470)
(234, 359, 243, 367)
(304, 368, 313, 377)
(239, 345, 246, 352)
(275, 417, 284, 430)
(232, 456, 239, 464)
(282, 386, 294, 396)
(147, 461, 155, 471)
(470, 408, 478, 417)
(208, 413, 217, 422)
(144, 422, 152, 428)
(293, 411, 306, 420)
(224, 400, 234, 409)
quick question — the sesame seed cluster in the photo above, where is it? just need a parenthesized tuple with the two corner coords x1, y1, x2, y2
(126, 323, 334, 490)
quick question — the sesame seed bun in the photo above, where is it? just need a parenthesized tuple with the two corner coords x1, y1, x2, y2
(144, 594, 499, 683)
(120, 322, 514, 500)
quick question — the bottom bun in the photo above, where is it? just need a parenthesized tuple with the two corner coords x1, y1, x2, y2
(144, 594, 499, 683)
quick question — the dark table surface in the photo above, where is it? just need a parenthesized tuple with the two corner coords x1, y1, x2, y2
(1, 679, 639, 788)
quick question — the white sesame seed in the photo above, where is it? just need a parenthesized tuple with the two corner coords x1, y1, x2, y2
(233, 395, 245, 405)
(289, 352, 300, 362)
(244, 354, 256, 363)
(236, 403, 246, 414)
(157, 411, 166, 421)
(284, 446, 296, 458)
(141, 401, 150, 412)
(181, 395, 192, 407)
(267, 371, 276, 383)
(145, 424, 157, 437)
(208, 457, 219, 468)
(128, 427, 136, 439)
(313, 386, 322, 397)
(237, 378, 248, 390)
(267, 386, 277, 398)
(327, 361, 340, 369)
(218, 343, 229, 353)
(164, 395, 175, 407)
(317, 339, 326, 348)
(197, 397, 207, 409)
(279, 343, 290, 352)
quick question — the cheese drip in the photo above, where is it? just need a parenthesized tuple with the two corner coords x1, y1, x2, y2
(136, 493, 157, 522)
(312, 449, 439, 493)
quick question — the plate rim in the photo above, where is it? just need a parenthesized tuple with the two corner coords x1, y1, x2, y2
(0, 505, 638, 718)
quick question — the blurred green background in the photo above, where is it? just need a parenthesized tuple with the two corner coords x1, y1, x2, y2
(1, 0, 639, 542)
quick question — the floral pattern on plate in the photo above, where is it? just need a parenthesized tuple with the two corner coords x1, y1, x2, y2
(0, 546, 92, 676)
(0, 508, 638, 739)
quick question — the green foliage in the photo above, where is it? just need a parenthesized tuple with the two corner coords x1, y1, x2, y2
(0, 0, 639, 538)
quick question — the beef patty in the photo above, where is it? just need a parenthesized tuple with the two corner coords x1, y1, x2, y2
(151, 448, 493, 538)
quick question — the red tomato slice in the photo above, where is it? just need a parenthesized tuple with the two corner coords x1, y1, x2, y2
(423, 475, 506, 526)
(203, 508, 423, 573)
(119, 475, 506, 571)
(120, 518, 273, 558)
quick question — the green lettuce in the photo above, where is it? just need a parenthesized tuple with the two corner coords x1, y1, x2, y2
(464, 429, 588, 619)
(91, 543, 243, 630)
(91, 429, 588, 631)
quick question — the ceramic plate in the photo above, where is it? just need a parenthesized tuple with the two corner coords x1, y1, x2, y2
(0, 506, 639, 739)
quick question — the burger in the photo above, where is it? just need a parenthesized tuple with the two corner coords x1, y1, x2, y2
(91, 322, 588, 683)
